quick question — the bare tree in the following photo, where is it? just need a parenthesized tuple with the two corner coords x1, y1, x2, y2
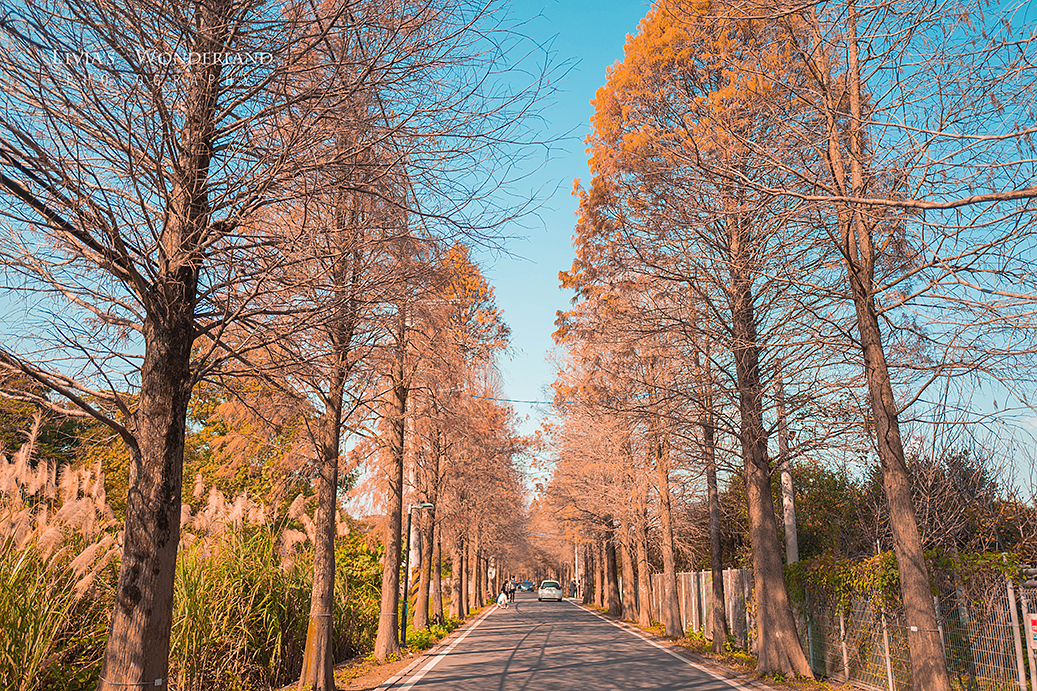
(285, 148, 407, 689)
(689, 0, 1037, 686)
(0, 0, 365, 684)
(0, 0, 552, 680)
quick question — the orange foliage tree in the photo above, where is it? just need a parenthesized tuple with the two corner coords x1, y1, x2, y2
(553, 0, 858, 675)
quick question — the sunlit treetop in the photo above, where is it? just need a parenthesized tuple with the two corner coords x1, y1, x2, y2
(438, 242, 510, 359)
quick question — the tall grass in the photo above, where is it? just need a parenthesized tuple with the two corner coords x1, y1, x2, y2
(1, 424, 384, 690)
(0, 417, 116, 691)
(0, 541, 112, 691)
(170, 523, 383, 690)
(171, 526, 311, 690)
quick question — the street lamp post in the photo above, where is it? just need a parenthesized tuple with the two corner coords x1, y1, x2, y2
(401, 501, 434, 647)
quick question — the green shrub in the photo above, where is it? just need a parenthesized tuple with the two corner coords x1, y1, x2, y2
(169, 524, 383, 690)
(405, 616, 462, 652)
(0, 435, 118, 691)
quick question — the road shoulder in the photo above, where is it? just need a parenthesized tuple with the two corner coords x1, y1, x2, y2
(568, 600, 846, 691)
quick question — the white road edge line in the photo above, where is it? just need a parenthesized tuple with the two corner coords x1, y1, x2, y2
(392, 604, 499, 690)
(568, 600, 755, 691)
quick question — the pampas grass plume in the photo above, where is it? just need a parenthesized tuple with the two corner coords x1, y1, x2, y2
(248, 501, 268, 526)
(206, 488, 226, 517)
(0, 457, 16, 498)
(68, 541, 103, 578)
(59, 465, 78, 504)
(300, 514, 316, 545)
(287, 494, 307, 521)
(228, 495, 246, 530)
(73, 537, 117, 598)
(36, 525, 64, 560)
(10, 508, 32, 548)
(11, 440, 29, 487)
(278, 528, 307, 559)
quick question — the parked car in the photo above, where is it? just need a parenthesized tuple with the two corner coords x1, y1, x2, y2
(537, 580, 563, 601)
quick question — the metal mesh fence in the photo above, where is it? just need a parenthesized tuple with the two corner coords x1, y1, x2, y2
(939, 583, 1021, 691)
(656, 568, 1035, 691)
(651, 568, 753, 648)
(798, 576, 1030, 691)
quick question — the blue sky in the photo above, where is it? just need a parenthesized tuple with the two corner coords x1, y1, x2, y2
(476, 0, 1037, 495)
(477, 0, 653, 438)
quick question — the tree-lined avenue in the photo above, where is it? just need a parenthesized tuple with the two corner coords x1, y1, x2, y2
(388, 593, 742, 691)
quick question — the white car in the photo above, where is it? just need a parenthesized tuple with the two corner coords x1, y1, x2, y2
(537, 580, 563, 601)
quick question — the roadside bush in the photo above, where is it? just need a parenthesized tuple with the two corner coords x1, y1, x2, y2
(405, 616, 462, 652)
(171, 526, 311, 690)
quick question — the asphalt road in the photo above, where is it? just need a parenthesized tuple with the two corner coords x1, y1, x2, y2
(388, 593, 748, 690)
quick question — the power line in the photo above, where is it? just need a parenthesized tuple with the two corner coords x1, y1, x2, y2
(467, 391, 656, 405)
(469, 394, 551, 405)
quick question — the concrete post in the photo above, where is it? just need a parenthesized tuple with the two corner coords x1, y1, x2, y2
(1007, 577, 1028, 691)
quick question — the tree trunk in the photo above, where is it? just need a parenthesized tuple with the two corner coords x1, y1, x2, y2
(98, 307, 195, 689)
(634, 492, 652, 627)
(299, 191, 359, 690)
(695, 325, 729, 652)
(373, 318, 407, 661)
(848, 245, 952, 690)
(776, 372, 799, 565)
(597, 539, 605, 601)
(466, 542, 473, 611)
(456, 537, 464, 616)
(582, 543, 594, 605)
(449, 533, 461, 619)
(704, 423, 729, 653)
(407, 510, 420, 604)
(475, 551, 486, 607)
(836, 3, 952, 687)
(460, 534, 469, 616)
(742, 398, 808, 676)
(420, 428, 443, 628)
(431, 520, 444, 624)
(468, 543, 477, 609)
(298, 372, 345, 690)
(653, 431, 683, 637)
(473, 551, 481, 608)
(847, 245, 951, 691)
(729, 232, 810, 676)
(619, 521, 639, 621)
(466, 538, 476, 611)
(605, 529, 623, 617)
